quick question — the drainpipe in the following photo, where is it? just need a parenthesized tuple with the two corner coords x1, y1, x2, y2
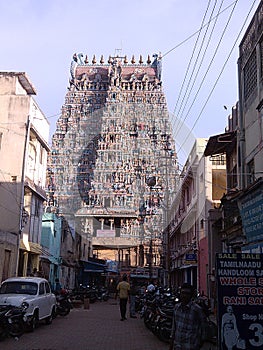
(237, 58, 245, 189)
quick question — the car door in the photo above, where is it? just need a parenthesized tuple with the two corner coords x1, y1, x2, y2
(38, 281, 48, 319)
(44, 281, 55, 316)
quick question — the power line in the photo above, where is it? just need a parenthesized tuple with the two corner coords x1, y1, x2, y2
(162, 0, 238, 58)
(174, 0, 237, 138)
(173, 0, 221, 136)
(172, 0, 213, 120)
(176, 0, 258, 155)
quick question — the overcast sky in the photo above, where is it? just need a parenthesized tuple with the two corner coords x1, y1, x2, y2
(0, 0, 260, 165)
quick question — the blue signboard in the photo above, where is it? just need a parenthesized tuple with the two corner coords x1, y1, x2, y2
(239, 188, 263, 243)
(185, 253, 197, 263)
(216, 253, 263, 350)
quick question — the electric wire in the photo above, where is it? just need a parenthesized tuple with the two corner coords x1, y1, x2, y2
(176, 0, 258, 156)
(11, 2, 240, 131)
(172, 0, 213, 123)
(0, 169, 22, 209)
(174, 0, 237, 138)
(173, 0, 224, 138)
(162, 0, 238, 58)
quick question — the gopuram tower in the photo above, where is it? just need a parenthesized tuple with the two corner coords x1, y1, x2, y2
(49, 52, 178, 277)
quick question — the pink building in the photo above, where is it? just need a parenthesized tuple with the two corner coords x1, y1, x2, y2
(169, 138, 226, 294)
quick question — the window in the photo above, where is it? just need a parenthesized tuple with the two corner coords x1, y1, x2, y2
(0, 282, 37, 295)
(247, 159, 255, 185)
(45, 282, 51, 294)
(35, 199, 40, 217)
(39, 145, 44, 165)
(39, 283, 45, 295)
(260, 38, 263, 78)
(244, 50, 257, 101)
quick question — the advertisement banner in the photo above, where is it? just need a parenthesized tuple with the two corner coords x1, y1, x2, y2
(216, 253, 263, 350)
(96, 229, 115, 238)
(238, 188, 263, 243)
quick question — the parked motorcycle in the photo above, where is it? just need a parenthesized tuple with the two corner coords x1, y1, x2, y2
(72, 285, 97, 303)
(0, 304, 26, 340)
(155, 304, 174, 343)
(141, 286, 179, 343)
(96, 286, 109, 302)
(55, 290, 73, 317)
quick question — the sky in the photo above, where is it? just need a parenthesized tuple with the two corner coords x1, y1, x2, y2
(0, 0, 260, 166)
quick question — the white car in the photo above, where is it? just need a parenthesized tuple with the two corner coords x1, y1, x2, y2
(0, 277, 56, 331)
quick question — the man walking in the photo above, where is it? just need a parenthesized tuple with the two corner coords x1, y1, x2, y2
(169, 283, 207, 350)
(116, 274, 130, 321)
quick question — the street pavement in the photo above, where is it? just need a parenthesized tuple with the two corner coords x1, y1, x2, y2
(1, 299, 169, 350)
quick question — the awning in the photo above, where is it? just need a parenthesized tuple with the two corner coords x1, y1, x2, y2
(80, 260, 106, 273)
(20, 240, 51, 256)
(204, 131, 236, 156)
(179, 264, 197, 270)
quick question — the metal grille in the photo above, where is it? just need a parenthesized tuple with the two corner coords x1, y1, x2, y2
(244, 49, 257, 101)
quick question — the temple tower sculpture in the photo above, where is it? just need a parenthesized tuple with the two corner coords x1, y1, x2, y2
(49, 53, 178, 275)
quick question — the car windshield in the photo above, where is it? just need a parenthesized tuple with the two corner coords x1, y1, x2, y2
(0, 281, 38, 295)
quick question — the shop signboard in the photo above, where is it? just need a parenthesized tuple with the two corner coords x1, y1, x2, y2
(239, 188, 263, 243)
(185, 253, 197, 264)
(216, 253, 263, 350)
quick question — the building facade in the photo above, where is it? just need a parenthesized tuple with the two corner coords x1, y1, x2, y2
(0, 72, 50, 282)
(237, 0, 263, 254)
(169, 139, 226, 292)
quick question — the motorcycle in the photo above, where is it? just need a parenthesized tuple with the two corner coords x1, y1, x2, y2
(72, 285, 98, 304)
(96, 286, 109, 302)
(155, 304, 174, 343)
(0, 304, 26, 340)
(55, 290, 73, 317)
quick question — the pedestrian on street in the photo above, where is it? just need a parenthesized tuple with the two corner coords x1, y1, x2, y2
(115, 274, 130, 321)
(169, 282, 207, 350)
(129, 280, 137, 318)
(54, 277, 62, 294)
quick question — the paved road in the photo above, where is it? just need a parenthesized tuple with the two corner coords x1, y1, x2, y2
(1, 300, 169, 350)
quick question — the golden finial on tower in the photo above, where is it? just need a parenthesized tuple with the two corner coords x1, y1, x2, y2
(139, 55, 143, 64)
(124, 55, 128, 64)
(100, 55, 104, 64)
(147, 55, 151, 64)
(84, 55, 89, 64)
(108, 55, 112, 64)
(92, 55, 96, 64)
(131, 55, 135, 64)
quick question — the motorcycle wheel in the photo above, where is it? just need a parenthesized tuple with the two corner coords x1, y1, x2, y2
(0, 326, 6, 341)
(9, 319, 24, 338)
(28, 312, 39, 332)
(57, 306, 70, 316)
(157, 324, 172, 343)
(89, 296, 97, 303)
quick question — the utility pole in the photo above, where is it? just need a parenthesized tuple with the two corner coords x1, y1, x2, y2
(146, 176, 156, 280)
(16, 115, 30, 276)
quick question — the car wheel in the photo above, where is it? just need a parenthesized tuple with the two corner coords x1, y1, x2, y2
(45, 313, 53, 325)
(28, 311, 39, 332)
(52, 306, 57, 319)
